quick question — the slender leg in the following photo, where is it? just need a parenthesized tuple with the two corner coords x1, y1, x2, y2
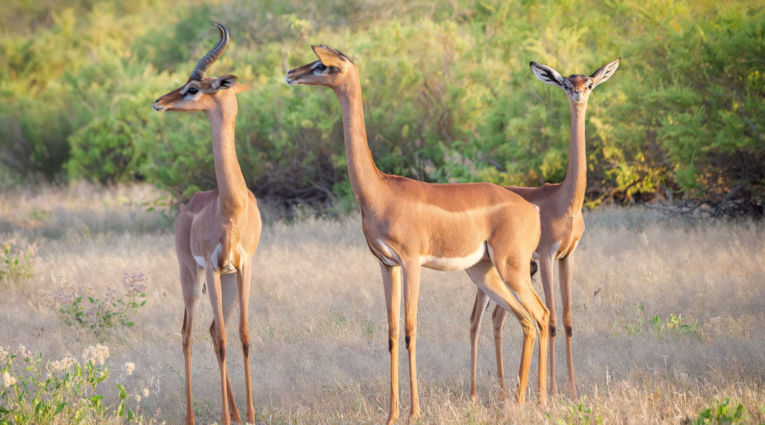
(401, 261, 421, 421)
(467, 289, 489, 402)
(206, 268, 230, 425)
(180, 266, 204, 425)
(237, 262, 256, 423)
(538, 255, 557, 396)
(491, 306, 509, 401)
(559, 253, 577, 398)
(216, 273, 242, 423)
(381, 263, 402, 425)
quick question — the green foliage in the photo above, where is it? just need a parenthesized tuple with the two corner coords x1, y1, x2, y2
(549, 398, 602, 425)
(692, 398, 749, 425)
(0, 345, 144, 425)
(52, 271, 149, 334)
(617, 306, 701, 339)
(0, 240, 38, 282)
(1, 0, 763, 213)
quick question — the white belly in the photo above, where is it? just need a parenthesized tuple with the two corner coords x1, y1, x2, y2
(421, 244, 486, 271)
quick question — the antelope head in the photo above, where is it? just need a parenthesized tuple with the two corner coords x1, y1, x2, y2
(284, 45, 356, 90)
(530, 58, 620, 105)
(153, 23, 248, 113)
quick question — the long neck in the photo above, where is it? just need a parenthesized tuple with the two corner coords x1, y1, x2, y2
(561, 101, 588, 211)
(333, 73, 382, 205)
(206, 99, 247, 212)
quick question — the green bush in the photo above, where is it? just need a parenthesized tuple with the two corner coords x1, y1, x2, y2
(0, 0, 762, 214)
(0, 344, 147, 425)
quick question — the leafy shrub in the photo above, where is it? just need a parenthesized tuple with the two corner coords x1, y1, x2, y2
(0, 240, 38, 282)
(1, 0, 763, 214)
(691, 398, 749, 425)
(0, 344, 150, 425)
(48, 271, 149, 333)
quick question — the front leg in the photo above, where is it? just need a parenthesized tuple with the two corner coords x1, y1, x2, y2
(468, 289, 489, 403)
(381, 263, 402, 425)
(401, 260, 422, 421)
(205, 268, 230, 425)
(538, 255, 557, 396)
(237, 262, 256, 423)
(559, 253, 577, 398)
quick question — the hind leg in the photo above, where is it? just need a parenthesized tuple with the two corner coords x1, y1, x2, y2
(466, 260, 545, 405)
(491, 255, 549, 406)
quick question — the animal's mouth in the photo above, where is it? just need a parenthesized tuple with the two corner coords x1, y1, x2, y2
(152, 102, 167, 112)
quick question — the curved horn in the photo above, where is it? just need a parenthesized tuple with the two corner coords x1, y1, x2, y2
(190, 23, 229, 81)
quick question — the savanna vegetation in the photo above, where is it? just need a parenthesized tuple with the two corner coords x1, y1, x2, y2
(1, 0, 763, 215)
(1, 2, 764, 423)
(0, 186, 763, 424)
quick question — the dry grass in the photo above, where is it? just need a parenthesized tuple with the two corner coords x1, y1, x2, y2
(1, 184, 763, 424)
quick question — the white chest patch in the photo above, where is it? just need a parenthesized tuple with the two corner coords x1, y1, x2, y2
(421, 243, 486, 271)
(210, 243, 223, 272)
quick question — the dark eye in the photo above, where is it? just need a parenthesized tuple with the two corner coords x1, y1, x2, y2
(187, 87, 198, 95)
(316, 64, 327, 71)
(588, 83, 594, 89)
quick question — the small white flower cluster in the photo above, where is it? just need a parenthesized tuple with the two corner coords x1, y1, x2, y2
(49, 355, 77, 374)
(2, 370, 16, 388)
(122, 271, 150, 295)
(17, 344, 32, 360)
(0, 345, 9, 363)
(124, 362, 136, 376)
(81, 344, 109, 366)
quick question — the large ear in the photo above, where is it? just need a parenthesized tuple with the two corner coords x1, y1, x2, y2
(530, 61, 565, 88)
(210, 74, 240, 91)
(312, 45, 347, 68)
(590, 58, 620, 86)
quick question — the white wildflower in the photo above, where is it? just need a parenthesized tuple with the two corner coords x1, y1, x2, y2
(135, 394, 141, 403)
(0, 346, 8, 363)
(82, 344, 109, 366)
(17, 344, 31, 359)
(142, 387, 150, 397)
(60, 355, 76, 370)
(124, 362, 135, 376)
(2, 371, 16, 388)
